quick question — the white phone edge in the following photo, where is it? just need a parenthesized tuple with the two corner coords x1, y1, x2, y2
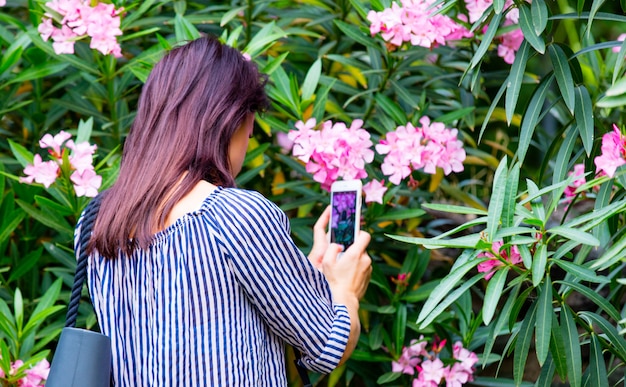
(329, 179, 363, 252)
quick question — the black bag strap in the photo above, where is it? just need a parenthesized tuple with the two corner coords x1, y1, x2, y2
(293, 348, 312, 387)
(65, 195, 103, 328)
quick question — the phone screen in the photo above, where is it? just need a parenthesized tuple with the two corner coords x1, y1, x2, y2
(330, 190, 358, 248)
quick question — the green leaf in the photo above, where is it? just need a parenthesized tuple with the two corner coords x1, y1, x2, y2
(505, 41, 530, 125)
(535, 278, 553, 365)
(15, 199, 74, 236)
(552, 260, 608, 284)
(376, 372, 402, 384)
(374, 93, 407, 124)
(333, 20, 378, 49)
(174, 14, 200, 42)
(8, 248, 42, 283)
(501, 162, 520, 228)
(519, 3, 546, 53)
(514, 302, 537, 385)
(573, 86, 594, 156)
(549, 44, 575, 112)
(483, 268, 507, 325)
(469, 12, 503, 71)
(421, 203, 487, 216)
(301, 58, 322, 102)
(561, 307, 582, 387)
(8, 139, 34, 167)
(14, 288, 23, 333)
(590, 232, 626, 270)
(536, 354, 556, 387)
(393, 304, 407, 353)
(532, 243, 547, 287)
(5, 61, 70, 86)
(517, 74, 553, 163)
(549, 315, 567, 380)
(546, 226, 599, 246)
(586, 334, 609, 387)
(220, 6, 246, 26)
(416, 259, 483, 327)
(579, 312, 626, 363)
(387, 234, 480, 249)
(531, 0, 549, 35)
(596, 93, 626, 108)
(551, 125, 577, 202)
(555, 280, 621, 322)
(487, 157, 508, 242)
(375, 208, 426, 221)
(483, 283, 520, 366)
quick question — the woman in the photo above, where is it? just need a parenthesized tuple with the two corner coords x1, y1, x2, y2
(79, 36, 372, 386)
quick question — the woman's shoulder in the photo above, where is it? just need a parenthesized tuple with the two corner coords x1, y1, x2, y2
(212, 187, 286, 223)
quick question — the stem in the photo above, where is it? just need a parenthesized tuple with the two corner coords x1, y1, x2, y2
(363, 54, 398, 123)
(245, 0, 253, 46)
(555, 0, 581, 52)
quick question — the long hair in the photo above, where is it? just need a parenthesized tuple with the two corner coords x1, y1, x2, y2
(91, 36, 268, 259)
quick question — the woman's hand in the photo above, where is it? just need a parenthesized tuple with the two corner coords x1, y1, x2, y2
(307, 207, 331, 269)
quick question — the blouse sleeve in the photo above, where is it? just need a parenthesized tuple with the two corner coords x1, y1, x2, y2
(212, 190, 351, 374)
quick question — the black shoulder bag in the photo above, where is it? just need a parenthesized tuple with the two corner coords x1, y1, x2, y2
(46, 196, 111, 387)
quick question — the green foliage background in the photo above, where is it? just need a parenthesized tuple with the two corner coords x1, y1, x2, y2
(0, 0, 626, 385)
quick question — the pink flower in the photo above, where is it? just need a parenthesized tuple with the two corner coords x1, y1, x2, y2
(477, 240, 522, 280)
(363, 179, 388, 204)
(0, 0, 5, 6)
(465, 0, 493, 23)
(289, 118, 373, 190)
(452, 341, 478, 373)
(564, 163, 586, 198)
(20, 154, 60, 188)
(612, 33, 626, 53)
(67, 140, 97, 173)
(594, 124, 626, 178)
(392, 338, 428, 375)
(497, 27, 524, 64)
(19, 359, 50, 387)
(415, 358, 445, 386)
(51, 25, 77, 55)
(38, 18, 55, 41)
(39, 130, 72, 157)
(70, 168, 102, 197)
(444, 363, 471, 387)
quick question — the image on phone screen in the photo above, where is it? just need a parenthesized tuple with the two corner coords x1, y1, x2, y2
(330, 190, 358, 248)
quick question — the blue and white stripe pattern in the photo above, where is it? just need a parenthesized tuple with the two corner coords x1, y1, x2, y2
(79, 188, 351, 386)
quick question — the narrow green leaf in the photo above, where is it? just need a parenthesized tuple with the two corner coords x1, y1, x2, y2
(586, 333, 609, 387)
(561, 307, 582, 387)
(0, 210, 24, 245)
(552, 260, 608, 284)
(374, 93, 407, 124)
(519, 3, 546, 53)
(556, 280, 621, 322)
(514, 302, 537, 385)
(8, 139, 34, 167)
(549, 44, 575, 112)
(14, 289, 23, 333)
(493, 0, 505, 13)
(416, 258, 483, 325)
(220, 5, 246, 26)
(549, 315, 567, 380)
(312, 79, 335, 122)
(505, 41, 530, 125)
(590, 232, 626, 270)
(174, 14, 200, 42)
(479, 78, 507, 143)
(376, 372, 402, 384)
(375, 208, 426, 221)
(334, 20, 377, 49)
(261, 52, 289, 75)
(15, 199, 74, 236)
(387, 234, 480, 249)
(532, 243, 547, 287)
(551, 125, 577, 202)
(245, 22, 287, 58)
(421, 203, 487, 216)
(483, 268, 508, 325)
(487, 157, 508, 241)
(586, 0, 607, 38)
(605, 76, 626, 97)
(8, 248, 42, 283)
(536, 354, 556, 387)
(596, 93, 626, 108)
(517, 74, 554, 163)
(469, 12, 503, 71)
(483, 284, 520, 366)
(393, 304, 407, 353)
(574, 86, 594, 156)
(418, 273, 483, 329)
(535, 278, 553, 365)
(547, 226, 599, 246)
(531, 0, 549, 35)
(579, 312, 626, 362)
(301, 58, 322, 102)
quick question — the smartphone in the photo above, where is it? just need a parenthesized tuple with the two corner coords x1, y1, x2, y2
(329, 180, 362, 249)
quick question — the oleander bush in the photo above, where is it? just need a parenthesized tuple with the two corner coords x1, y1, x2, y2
(0, 0, 625, 385)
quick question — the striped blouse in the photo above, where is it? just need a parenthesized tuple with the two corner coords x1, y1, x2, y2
(79, 187, 351, 386)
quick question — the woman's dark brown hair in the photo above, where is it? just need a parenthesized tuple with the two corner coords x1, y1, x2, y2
(91, 36, 268, 259)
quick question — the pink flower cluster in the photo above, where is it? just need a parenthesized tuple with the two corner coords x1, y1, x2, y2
(465, 0, 526, 64)
(392, 338, 478, 386)
(612, 33, 626, 53)
(38, 0, 123, 57)
(20, 130, 102, 197)
(477, 240, 523, 280)
(0, 358, 49, 387)
(594, 124, 626, 178)
(288, 118, 374, 191)
(367, 0, 473, 49)
(376, 116, 466, 185)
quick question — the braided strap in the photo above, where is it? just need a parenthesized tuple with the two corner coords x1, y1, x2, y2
(65, 196, 103, 328)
